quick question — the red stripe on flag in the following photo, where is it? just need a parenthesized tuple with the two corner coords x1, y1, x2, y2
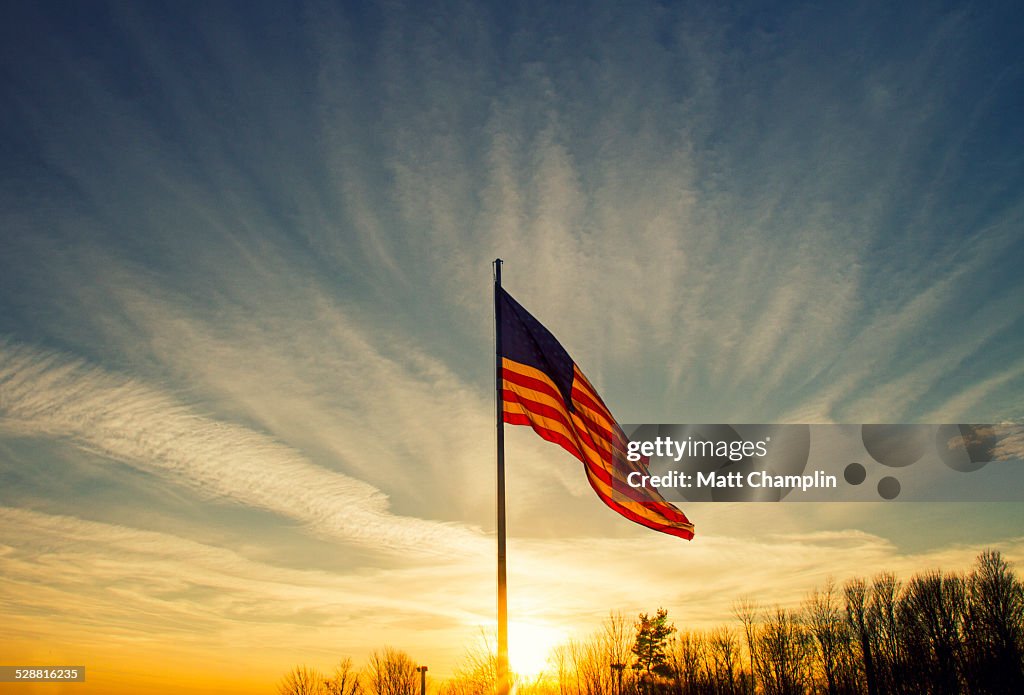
(503, 407, 664, 507)
(586, 471, 695, 538)
(502, 367, 565, 406)
(502, 410, 584, 462)
(502, 389, 575, 434)
(503, 385, 615, 464)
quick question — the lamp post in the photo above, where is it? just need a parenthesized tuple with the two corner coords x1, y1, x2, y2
(416, 665, 428, 695)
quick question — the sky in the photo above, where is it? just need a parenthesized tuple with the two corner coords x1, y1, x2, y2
(1, 0, 1023, 692)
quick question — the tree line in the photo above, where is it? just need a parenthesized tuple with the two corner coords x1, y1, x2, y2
(279, 550, 1023, 695)
(279, 649, 417, 695)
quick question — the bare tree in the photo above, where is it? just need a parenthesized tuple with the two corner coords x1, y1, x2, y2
(604, 611, 634, 695)
(280, 666, 327, 695)
(578, 636, 611, 695)
(551, 639, 595, 695)
(844, 578, 876, 695)
(965, 549, 1024, 694)
(707, 626, 741, 695)
(326, 658, 363, 695)
(869, 572, 909, 695)
(900, 570, 967, 694)
(550, 618, 648, 695)
(668, 631, 705, 695)
(756, 607, 812, 695)
(442, 641, 499, 695)
(805, 580, 857, 695)
(551, 642, 574, 695)
(367, 647, 419, 695)
(732, 598, 759, 695)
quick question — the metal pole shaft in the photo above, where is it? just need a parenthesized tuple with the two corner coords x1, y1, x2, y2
(494, 259, 509, 695)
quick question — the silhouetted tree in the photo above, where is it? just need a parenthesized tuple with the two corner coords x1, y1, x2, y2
(667, 631, 706, 695)
(732, 598, 759, 695)
(634, 608, 677, 681)
(280, 666, 327, 695)
(805, 580, 857, 695)
(844, 578, 876, 695)
(900, 570, 966, 694)
(755, 607, 812, 695)
(707, 626, 742, 695)
(576, 636, 610, 695)
(605, 611, 635, 695)
(964, 550, 1024, 694)
(367, 647, 419, 695)
(869, 572, 908, 694)
(551, 615, 642, 695)
(325, 658, 363, 695)
(441, 631, 501, 695)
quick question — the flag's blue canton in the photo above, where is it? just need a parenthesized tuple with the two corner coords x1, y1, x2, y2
(499, 289, 575, 410)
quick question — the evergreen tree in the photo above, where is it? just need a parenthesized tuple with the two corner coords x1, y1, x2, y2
(633, 607, 677, 678)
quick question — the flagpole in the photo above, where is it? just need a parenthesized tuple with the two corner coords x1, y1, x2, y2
(493, 258, 510, 695)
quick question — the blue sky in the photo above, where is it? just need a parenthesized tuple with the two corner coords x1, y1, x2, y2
(1, 0, 1023, 690)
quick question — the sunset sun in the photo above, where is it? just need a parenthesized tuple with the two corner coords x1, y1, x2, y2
(508, 621, 566, 678)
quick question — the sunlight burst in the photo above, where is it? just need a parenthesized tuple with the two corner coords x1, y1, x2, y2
(508, 621, 565, 678)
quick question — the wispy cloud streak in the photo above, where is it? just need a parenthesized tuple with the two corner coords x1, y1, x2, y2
(0, 339, 487, 557)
